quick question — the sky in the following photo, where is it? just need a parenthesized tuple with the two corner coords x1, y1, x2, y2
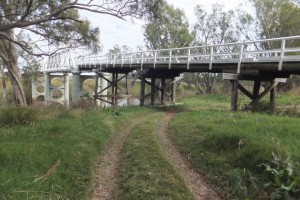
(82, 0, 251, 53)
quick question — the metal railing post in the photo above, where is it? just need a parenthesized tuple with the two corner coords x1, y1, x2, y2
(141, 52, 144, 70)
(209, 46, 214, 70)
(154, 51, 157, 69)
(237, 44, 244, 74)
(169, 50, 172, 69)
(187, 49, 191, 70)
(121, 54, 124, 68)
(279, 39, 286, 71)
(113, 55, 116, 68)
(130, 54, 133, 68)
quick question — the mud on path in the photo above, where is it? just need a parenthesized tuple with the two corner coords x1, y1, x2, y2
(157, 112, 221, 200)
(91, 115, 151, 200)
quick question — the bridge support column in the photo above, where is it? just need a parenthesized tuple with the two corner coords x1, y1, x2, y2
(140, 75, 145, 106)
(43, 72, 51, 105)
(150, 77, 156, 105)
(171, 78, 176, 104)
(231, 80, 239, 111)
(160, 78, 166, 105)
(72, 71, 81, 105)
(224, 73, 285, 111)
(114, 73, 118, 106)
(101, 73, 109, 107)
(252, 81, 261, 110)
(270, 79, 276, 111)
(63, 73, 70, 107)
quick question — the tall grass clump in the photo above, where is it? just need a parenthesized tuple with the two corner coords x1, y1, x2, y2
(0, 106, 39, 127)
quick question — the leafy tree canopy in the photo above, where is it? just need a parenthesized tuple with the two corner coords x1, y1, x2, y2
(143, 0, 193, 49)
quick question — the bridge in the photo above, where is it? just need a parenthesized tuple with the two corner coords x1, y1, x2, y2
(34, 35, 300, 110)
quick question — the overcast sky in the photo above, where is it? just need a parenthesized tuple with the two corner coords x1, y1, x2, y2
(82, 0, 251, 53)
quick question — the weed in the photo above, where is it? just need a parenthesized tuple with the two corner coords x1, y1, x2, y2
(0, 106, 39, 127)
(228, 168, 259, 199)
(259, 153, 300, 200)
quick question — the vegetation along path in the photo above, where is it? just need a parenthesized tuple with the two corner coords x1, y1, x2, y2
(91, 113, 153, 200)
(157, 112, 221, 200)
(92, 109, 220, 200)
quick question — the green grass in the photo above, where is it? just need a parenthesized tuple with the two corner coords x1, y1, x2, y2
(0, 106, 150, 199)
(118, 112, 195, 200)
(169, 95, 300, 199)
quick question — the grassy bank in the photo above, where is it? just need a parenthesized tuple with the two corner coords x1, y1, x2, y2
(118, 112, 195, 200)
(169, 95, 300, 199)
(0, 106, 149, 199)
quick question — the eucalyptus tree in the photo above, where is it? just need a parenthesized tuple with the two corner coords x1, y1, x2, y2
(249, 0, 300, 41)
(0, 0, 160, 106)
(186, 4, 239, 94)
(143, 0, 193, 50)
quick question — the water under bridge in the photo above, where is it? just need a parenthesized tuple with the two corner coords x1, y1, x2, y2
(34, 35, 300, 110)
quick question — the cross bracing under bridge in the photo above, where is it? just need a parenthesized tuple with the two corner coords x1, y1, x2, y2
(38, 35, 300, 110)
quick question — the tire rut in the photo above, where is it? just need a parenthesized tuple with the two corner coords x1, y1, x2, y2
(157, 112, 221, 200)
(91, 114, 152, 200)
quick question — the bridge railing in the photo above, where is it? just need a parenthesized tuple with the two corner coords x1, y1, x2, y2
(40, 51, 77, 72)
(75, 35, 300, 73)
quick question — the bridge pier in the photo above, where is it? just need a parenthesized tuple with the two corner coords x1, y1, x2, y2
(43, 72, 51, 105)
(140, 75, 146, 106)
(139, 77, 178, 106)
(42, 72, 70, 106)
(72, 71, 81, 105)
(94, 71, 129, 106)
(230, 80, 239, 111)
(224, 73, 286, 111)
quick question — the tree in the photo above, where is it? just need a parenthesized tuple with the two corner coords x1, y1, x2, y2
(186, 4, 239, 94)
(0, 0, 160, 106)
(250, 0, 300, 41)
(143, 0, 193, 50)
(244, 0, 300, 91)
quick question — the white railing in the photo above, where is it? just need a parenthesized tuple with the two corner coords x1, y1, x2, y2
(44, 35, 300, 73)
(40, 51, 76, 72)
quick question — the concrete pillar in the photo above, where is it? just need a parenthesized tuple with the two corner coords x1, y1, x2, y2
(72, 71, 81, 105)
(44, 72, 51, 105)
(64, 73, 70, 107)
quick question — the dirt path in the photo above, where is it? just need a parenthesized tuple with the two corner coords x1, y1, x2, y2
(91, 115, 150, 200)
(157, 112, 221, 200)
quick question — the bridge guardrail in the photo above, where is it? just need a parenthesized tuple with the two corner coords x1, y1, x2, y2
(43, 35, 300, 73)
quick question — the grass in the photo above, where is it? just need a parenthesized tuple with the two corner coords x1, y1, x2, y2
(169, 94, 300, 199)
(118, 112, 195, 200)
(0, 106, 150, 199)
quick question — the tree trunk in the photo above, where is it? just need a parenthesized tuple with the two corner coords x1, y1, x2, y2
(0, 30, 27, 106)
(1, 67, 7, 105)
(2, 75, 7, 106)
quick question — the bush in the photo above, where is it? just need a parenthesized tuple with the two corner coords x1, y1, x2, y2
(0, 107, 39, 127)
